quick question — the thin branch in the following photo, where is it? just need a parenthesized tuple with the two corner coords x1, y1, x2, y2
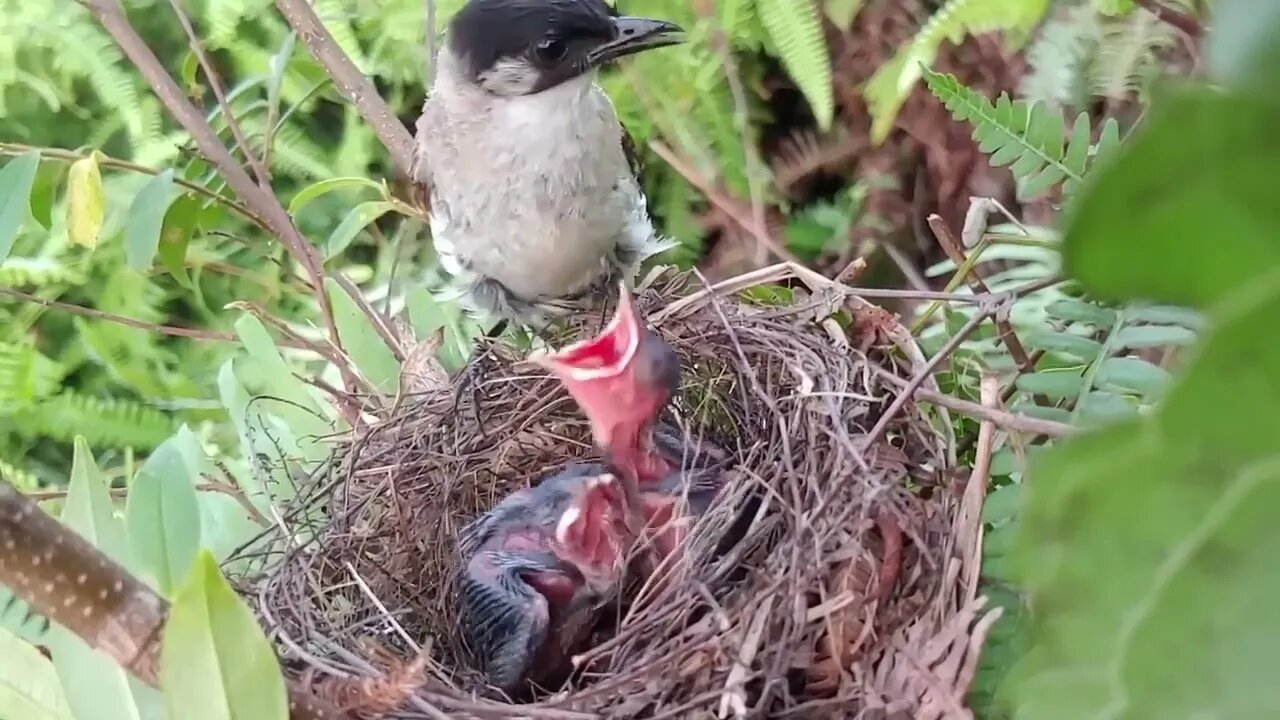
(81, 0, 352, 386)
(862, 306, 993, 450)
(0, 287, 306, 349)
(1134, 0, 1204, 38)
(649, 139, 803, 265)
(875, 370, 1073, 438)
(271, 0, 416, 177)
(0, 143, 269, 231)
(167, 0, 272, 187)
(927, 213, 1041, 377)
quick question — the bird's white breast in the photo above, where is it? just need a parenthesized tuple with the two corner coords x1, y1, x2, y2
(416, 69, 653, 302)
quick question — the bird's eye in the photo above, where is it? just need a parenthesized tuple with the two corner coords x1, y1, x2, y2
(535, 38, 568, 63)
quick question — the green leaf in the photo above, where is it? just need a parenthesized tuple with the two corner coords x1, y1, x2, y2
(1044, 298, 1118, 327)
(326, 277, 401, 395)
(50, 438, 143, 720)
(0, 151, 41, 262)
(0, 628, 72, 720)
(757, 0, 834, 131)
(1094, 356, 1171, 397)
(66, 152, 105, 249)
(62, 437, 130, 562)
(1011, 19, 1280, 710)
(124, 170, 176, 271)
(982, 481, 1021, 525)
(287, 176, 382, 216)
(158, 194, 202, 289)
(231, 314, 335, 457)
(29, 159, 63, 231)
(1015, 369, 1085, 399)
(1111, 324, 1198, 349)
(324, 200, 395, 258)
(1022, 330, 1105, 362)
(1063, 87, 1280, 308)
(1125, 304, 1205, 330)
(125, 437, 202, 596)
(161, 551, 288, 720)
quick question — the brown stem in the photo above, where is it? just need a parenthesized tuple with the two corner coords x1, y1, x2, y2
(0, 287, 308, 349)
(874, 370, 1074, 438)
(1134, 0, 1204, 38)
(271, 0, 416, 177)
(927, 213, 1050, 407)
(649, 139, 802, 265)
(0, 480, 348, 720)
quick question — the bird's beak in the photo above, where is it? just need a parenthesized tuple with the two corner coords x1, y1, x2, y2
(588, 16, 685, 67)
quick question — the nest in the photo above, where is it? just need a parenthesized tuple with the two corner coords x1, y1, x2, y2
(246, 266, 997, 719)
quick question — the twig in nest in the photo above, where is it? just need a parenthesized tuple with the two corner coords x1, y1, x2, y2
(874, 370, 1073, 438)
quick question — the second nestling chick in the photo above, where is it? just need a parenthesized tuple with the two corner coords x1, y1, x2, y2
(456, 464, 628, 696)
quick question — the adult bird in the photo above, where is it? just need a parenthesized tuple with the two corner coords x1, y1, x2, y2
(456, 464, 629, 695)
(413, 0, 685, 328)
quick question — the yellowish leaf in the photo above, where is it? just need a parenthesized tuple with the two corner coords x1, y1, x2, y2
(66, 151, 105, 249)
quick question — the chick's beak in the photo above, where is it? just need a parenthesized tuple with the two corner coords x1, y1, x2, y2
(530, 285, 675, 483)
(588, 16, 685, 66)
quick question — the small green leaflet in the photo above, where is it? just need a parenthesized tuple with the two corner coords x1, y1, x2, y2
(0, 151, 41, 262)
(287, 176, 382, 216)
(325, 200, 395, 259)
(158, 194, 202, 288)
(161, 551, 288, 720)
(125, 170, 177, 271)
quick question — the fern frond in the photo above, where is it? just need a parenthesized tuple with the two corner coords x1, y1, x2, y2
(1019, 4, 1100, 111)
(864, 0, 1051, 144)
(0, 257, 87, 287)
(1088, 7, 1176, 100)
(11, 391, 175, 449)
(923, 68, 1121, 200)
(756, 0, 833, 130)
(0, 341, 66, 412)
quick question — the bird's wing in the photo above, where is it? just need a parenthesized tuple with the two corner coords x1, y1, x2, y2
(619, 119, 645, 182)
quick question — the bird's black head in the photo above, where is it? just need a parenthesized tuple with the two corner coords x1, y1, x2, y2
(447, 0, 684, 96)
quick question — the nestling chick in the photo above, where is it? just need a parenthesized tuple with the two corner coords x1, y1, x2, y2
(414, 0, 685, 327)
(531, 285, 732, 566)
(456, 464, 628, 695)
